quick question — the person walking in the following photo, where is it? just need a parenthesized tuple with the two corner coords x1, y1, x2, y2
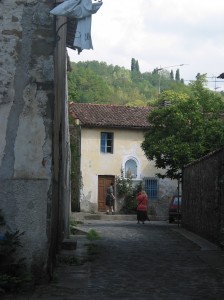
(136, 190, 149, 224)
(105, 182, 115, 214)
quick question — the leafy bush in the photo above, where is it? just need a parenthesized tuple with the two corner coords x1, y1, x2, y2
(118, 181, 144, 214)
(121, 195, 136, 214)
(115, 172, 133, 197)
(0, 230, 31, 292)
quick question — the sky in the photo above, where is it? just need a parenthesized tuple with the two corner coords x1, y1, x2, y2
(67, 0, 224, 91)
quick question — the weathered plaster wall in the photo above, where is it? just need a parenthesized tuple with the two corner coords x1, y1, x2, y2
(0, 0, 55, 276)
(0, 179, 49, 275)
(80, 127, 177, 213)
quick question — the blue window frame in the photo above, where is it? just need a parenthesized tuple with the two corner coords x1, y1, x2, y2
(144, 177, 159, 200)
(100, 132, 113, 153)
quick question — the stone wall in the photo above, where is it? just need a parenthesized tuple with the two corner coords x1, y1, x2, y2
(182, 148, 224, 246)
(0, 0, 65, 280)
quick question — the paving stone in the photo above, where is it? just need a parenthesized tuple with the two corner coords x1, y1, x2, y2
(4, 220, 224, 299)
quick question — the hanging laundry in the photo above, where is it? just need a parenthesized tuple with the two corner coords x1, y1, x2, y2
(50, 0, 103, 52)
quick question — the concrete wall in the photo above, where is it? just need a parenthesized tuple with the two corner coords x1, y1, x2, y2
(0, 0, 69, 279)
(182, 148, 224, 246)
(79, 127, 177, 214)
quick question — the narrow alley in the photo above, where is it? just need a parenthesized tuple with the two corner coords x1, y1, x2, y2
(5, 220, 224, 300)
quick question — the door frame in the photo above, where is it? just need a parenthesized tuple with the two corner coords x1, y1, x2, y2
(98, 175, 115, 212)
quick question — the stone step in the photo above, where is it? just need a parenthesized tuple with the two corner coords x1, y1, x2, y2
(58, 236, 90, 263)
(71, 212, 167, 222)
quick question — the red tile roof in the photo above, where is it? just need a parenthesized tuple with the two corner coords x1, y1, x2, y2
(69, 103, 151, 129)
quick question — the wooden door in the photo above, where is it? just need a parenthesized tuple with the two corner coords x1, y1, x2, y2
(98, 175, 115, 212)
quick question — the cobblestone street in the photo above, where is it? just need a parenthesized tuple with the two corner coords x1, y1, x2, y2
(4, 220, 224, 300)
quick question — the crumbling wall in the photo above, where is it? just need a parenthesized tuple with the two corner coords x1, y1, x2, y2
(0, 0, 56, 279)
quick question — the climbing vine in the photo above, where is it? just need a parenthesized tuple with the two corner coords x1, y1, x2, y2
(115, 172, 133, 197)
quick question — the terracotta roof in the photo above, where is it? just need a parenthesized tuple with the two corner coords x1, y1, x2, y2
(69, 103, 151, 129)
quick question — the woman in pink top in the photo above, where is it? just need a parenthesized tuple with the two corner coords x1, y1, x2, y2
(136, 191, 149, 224)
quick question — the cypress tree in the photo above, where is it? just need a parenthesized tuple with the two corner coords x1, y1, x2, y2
(135, 60, 140, 72)
(175, 69, 180, 81)
(131, 58, 136, 72)
(131, 58, 140, 72)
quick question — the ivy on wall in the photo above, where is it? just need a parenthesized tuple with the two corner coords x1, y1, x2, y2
(69, 118, 81, 212)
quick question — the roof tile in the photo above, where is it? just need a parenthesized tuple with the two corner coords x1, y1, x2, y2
(69, 103, 151, 129)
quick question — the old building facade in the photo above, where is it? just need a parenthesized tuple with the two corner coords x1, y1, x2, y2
(70, 103, 178, 217)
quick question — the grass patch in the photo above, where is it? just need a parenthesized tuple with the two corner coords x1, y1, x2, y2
(69, 219, 84, 235)
(86, 229, 101, 241)
(70, 219, 78, 227)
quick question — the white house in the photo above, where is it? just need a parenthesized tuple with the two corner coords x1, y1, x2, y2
(69, 103, 178, 216)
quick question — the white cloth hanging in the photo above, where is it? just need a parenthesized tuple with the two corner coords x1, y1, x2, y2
(50, 0, 103, 51)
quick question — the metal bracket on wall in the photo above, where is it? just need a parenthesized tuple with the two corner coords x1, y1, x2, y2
(55, 21, 68, 45)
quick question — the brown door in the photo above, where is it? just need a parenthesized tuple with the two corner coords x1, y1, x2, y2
(98, 175, 115, 212)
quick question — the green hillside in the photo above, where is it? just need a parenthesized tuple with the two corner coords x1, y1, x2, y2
(67, 59, 191, 106)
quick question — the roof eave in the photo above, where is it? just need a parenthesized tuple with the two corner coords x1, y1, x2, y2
(80, 124, 150, 130)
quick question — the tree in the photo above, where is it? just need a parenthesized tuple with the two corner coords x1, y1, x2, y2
(170, 70, 174, 80)
(67, 60, 191, 106)
(141, 75, 224, 179)
(159, 90, 189, 105)
(135, 60, 140, 72)
(67, 63, 112, 103)
(131, 58, 141, 82)
(175, 69, 180, 81)
(131, 58, 139, 72)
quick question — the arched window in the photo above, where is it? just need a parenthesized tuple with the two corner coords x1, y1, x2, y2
(125, 159, 137, 178)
